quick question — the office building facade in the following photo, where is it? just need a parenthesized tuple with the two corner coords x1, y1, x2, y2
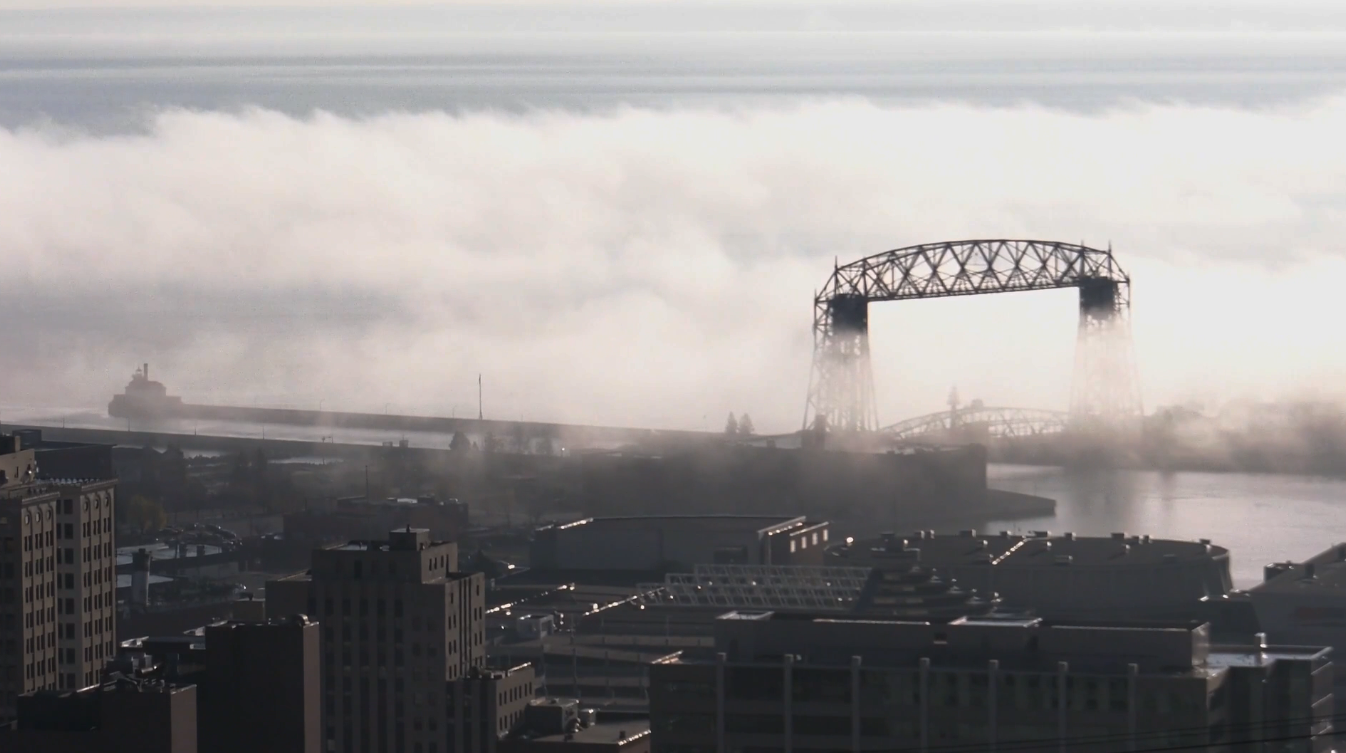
(1, 435, 117, 722)
(201, 615, 321, 753)
(446, 663, 537, 753)
(649, 611, 1334, 753)
(268, 528, 486, 753)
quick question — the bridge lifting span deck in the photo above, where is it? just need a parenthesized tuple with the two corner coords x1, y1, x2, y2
(803, 239, 1142, 434)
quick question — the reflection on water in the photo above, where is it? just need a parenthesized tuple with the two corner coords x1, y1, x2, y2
(984, 464, 1346, 589)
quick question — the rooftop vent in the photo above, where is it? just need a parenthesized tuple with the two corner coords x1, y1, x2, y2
(1064, 532, 1076, 541)
(959, 529, 977, 538)
(1054, 555, 1073, 566)
(1111, 532, 1127, 540)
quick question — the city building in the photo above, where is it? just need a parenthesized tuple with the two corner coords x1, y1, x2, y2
(284, 496, 470, 551)
(634, 561, 998, 620)
(827, 529, 1240, 623)
(7, 430, 116, 484)
(446, 663, 537, 752)
(200, 615, 321, 753)
(5, 674, 197, 753)
(530, 516, 832, 572)
(499, 699, 651, 753)
(575, 443, 989, 526)
(649, 611, 1334, 753)
(1, 434, 119, 723)
(266, 528, 487, 753)
(1251, 543, 1346, 688)
(112, 615, 320, 753)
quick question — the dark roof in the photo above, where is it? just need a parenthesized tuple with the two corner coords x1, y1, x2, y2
(829, 530, 1227, 569)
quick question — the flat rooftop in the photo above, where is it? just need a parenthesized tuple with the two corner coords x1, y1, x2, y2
(553, 515, 805, 530)
(1208, 644, 1331, 669)
(1253, 543, 1346, 592)
(720, 610, 1205, 631)
(517, 720, 651, 746)
(829, 530, 1228, 568)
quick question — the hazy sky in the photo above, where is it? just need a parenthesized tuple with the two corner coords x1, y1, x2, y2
(1, 1, 1344, 29)
(2, 3, 1346, 431)
(5, 98, 1346, 430)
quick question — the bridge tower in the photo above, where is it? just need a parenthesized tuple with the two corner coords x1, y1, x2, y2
(1069, 276, 1143, 430)
(804, 240, 1142, 435)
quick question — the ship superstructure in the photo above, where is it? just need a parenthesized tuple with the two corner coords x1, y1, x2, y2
(108, 363, 184, 419)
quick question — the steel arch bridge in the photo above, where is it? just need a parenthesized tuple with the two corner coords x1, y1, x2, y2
(803, 239, 1142, 433)
(881, 406, 1070, 442)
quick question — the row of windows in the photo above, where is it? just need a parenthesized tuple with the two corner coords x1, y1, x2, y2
(323, 619, 449, 641)
(21, 588, 109, 612)
(789, 528, 829, 553)
(316, 597, 407, 618)
(326, 648, 420, 668)
(25, 655, 55, 679)
(83, 543, 112, 561)
(498, 682, 533, 706)
(58, 494, 112, 516)
(326, 695, 442, 723)
(342, 554, 452, 579)
(23, 630, 56, 654)
(10, 522, 113, 556)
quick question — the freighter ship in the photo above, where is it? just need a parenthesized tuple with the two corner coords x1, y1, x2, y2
(107, 364, 184, 420)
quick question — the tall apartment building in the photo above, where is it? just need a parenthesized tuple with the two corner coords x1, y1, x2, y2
(267, 528, 486, 753)
(1, 435, 117, 723)
(650, 611, 1335, 753)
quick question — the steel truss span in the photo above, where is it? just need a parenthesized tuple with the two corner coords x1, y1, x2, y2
(882, 406, 1070, 442)
(804, 239, 1142, 433)
(636, 564, 872, 611)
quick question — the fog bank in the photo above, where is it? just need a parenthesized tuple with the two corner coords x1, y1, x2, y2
(3, 98, 1345, 430)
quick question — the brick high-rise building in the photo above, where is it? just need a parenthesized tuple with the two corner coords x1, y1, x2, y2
(267, 528, 486, 753)
(0, 435, 118, 723)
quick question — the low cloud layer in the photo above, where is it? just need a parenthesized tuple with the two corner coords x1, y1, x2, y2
(3, 98, 1346, 431)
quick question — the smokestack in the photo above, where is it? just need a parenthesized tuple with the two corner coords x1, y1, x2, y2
(143, 363, 149, 380)
(131, 549, 151, 606)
